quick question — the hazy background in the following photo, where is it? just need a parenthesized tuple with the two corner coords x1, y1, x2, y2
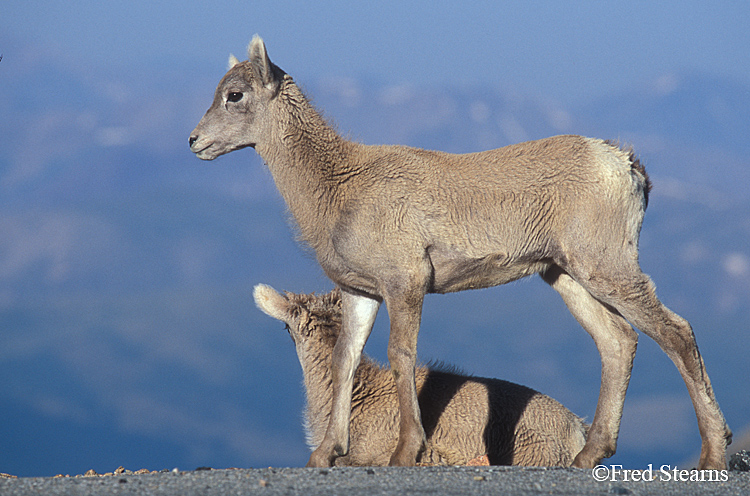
(2, 0, 749, 477)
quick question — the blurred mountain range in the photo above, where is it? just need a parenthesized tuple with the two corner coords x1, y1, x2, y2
(1, 48, 748, 476)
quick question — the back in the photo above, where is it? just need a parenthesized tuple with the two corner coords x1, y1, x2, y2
(416, 369, 587, 466)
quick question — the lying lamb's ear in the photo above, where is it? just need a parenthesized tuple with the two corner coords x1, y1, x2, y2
(247, 35, 278, 90)
(228, 53, 241, 70)
(254, 284, 293, 325)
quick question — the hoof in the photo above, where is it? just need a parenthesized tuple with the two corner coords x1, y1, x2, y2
(388, 448, 419, 467)
(697, 452, 728, 471)
(571, 447, 606, 469)
(388, 455, 417, 467)
(306, 449, 335, 468)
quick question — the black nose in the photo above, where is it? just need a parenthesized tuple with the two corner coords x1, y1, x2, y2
(189, 136, 198, 147)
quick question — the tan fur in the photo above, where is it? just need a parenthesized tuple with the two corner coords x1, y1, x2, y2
(190, 36, 730, 469)
(254, 284, 588, 467)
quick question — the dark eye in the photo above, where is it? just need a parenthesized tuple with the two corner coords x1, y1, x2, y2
(227, 92, 243, 102)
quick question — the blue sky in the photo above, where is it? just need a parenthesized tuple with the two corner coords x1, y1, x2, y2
(4, 1, 750, 105)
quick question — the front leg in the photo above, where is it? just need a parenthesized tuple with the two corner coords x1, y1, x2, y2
(384, 284, 428, 466)
(306, 289, 380, 467)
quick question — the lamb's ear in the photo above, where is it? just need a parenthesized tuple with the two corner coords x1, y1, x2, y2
(254, 284, 293, 325)
(247, 35, 278, 90)
(228, 53, 240, 70)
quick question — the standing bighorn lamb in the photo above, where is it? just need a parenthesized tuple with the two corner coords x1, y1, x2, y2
(190, 36, 731, 469)
(254, 284, 588, 467)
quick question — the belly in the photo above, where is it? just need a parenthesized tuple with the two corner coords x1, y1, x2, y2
(428, 249, 551, 294)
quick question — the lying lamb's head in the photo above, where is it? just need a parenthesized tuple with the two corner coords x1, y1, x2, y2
(253, 284, 342, 352)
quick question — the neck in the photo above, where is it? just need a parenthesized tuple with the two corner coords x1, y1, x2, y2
(300, 350, 388, 449)
(298, 347, 334, 449)
(256, 77, 353, 250)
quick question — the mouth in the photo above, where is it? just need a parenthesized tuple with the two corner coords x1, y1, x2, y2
(193, 145, 216, 161)
(191, 142, 256, 161)
(190, 138, 221, 160)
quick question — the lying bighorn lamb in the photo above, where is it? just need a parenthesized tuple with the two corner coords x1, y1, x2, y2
(254, 284, 588, 467)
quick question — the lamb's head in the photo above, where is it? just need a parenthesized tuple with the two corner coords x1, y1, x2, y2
(189, 35, 285, 160)
(253, 284, 343, 356)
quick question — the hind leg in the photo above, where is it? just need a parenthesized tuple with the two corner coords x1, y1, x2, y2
(571, 263, 731, 470)
(543, 265, 638, 468)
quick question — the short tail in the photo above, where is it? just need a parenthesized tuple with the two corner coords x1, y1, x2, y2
(629, 152, 652, 210)
(605, 140, 652, 210)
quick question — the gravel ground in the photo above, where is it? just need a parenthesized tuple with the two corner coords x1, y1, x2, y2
(2, 465, 749, 496)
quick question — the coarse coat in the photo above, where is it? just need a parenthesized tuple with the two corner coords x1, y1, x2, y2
(254, 284, 588, 467)
(189, 36, 731, 470)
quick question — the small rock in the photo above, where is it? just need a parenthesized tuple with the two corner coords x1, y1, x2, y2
(259, 479, 270, 487)
(729, 450, 750, 471)
(134, 469, 150, 475)
(609, 486, 631, 495)
(84, 469, 98, 477)
(0, 473, 17, 479)
(114, 466, 126, 475)
(467, 454, 490, 466)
